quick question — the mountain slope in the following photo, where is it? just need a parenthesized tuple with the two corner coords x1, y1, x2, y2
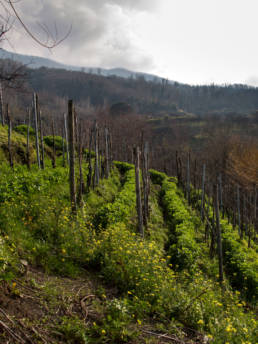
(0, 48, 173, 83)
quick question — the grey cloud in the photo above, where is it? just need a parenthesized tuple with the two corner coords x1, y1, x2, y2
(10, 0, 155, 72)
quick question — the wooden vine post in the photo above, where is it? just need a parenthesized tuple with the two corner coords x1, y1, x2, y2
(62, 127, 66, 167)
(142, 141, 150, 227)
(38, 110, 45, 169)
(200, 163, 206, 221)
(93, 121, 99, 187)
(68, 100, 77, 213)
(64, 113, 69, 165)
(26, 108, 31, 170)
(237, 185, 241, 237)
(254, 185, 257, 243)
(218, 174, 223, 216)
(33, 93, 41, 169)
(51, 118, 56, 168)
(86, 128, 93, 191)
(0, 83, 4, 126)
(77, 122, 84, 206)
(6, 104, 13, 169)
(104, 127, 110, 179)
(134, 146, 144, 237)
(214, 182, 224, 285)
(186, 152, 191, 204)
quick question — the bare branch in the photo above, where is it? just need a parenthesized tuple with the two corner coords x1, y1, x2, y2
(3, 0, 71, 49)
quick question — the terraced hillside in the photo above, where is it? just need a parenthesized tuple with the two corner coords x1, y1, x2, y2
(0, 126, 257, 344)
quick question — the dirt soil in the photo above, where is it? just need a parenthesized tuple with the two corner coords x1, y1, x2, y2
(0, 266, 204, 344)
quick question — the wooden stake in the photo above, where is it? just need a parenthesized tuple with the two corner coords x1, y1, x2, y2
(0, 83, 4, 126)
(38, 110, 45, 169)
(51, 117, 56, 168)
(237, 185, 241, 237)
(68, 100, 76, 213)
(187, 152, 190, 204)
(62, 126, 66, 167)
(214, 182, 224, 285)
(93, 121, 99, 187)
(33, 93, 41, 169)
(200, 164, 206, 221)
(104, 127, 110, 178)
(64, 113, 69, 165)
(142, 141, 150, 226)
(77, 122, 84, 205)
(134, 146, 144, 237)
(87, 128, 93, 191)
(26, 108, 31, 170)
(6, 104, 13, 169)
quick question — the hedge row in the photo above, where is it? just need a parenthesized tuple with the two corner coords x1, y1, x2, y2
(94, 163, 136, 229)
(220, 219, 258, 301)
(161, 178, 201, 271)
(151, 172, 258, 301)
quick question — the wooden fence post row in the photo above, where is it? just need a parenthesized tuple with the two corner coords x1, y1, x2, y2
(173, 152, 258, 244)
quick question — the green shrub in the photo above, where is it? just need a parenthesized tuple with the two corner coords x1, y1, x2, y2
(149, 169, 167, 185)
(113, 161, 134, 174)
(94, 168, 136, 229)
(220, 220, 258, 302)
(161, 179, 201, 271)
(57, 316, 88, 343)
(14, 124, 35, 136)
(44, 135, 65, 152)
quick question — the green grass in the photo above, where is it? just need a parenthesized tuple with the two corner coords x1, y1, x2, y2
(0, 158, 257, 343)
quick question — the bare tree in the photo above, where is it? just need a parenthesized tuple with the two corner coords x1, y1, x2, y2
(0, 0, 71, 84)
(0, 1, 71, 49)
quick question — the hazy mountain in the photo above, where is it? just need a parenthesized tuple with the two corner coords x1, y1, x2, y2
(0, 48, 174, 84)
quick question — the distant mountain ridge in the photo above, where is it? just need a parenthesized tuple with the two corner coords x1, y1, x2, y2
(0, 48, 174, 84)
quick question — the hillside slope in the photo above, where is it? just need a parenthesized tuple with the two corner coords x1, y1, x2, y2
(0, 127, 257, 343)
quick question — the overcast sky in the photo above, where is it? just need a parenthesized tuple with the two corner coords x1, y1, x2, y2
(3, 0, 258, 86)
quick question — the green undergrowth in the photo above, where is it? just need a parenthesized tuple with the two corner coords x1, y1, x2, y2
(0, 125, 60, 165)
(43, 135, 66, 154)
(220, 219, 258, 302)
(161, 178, 202, 272)
(150, 170, 258, 303)
(191, 189, 258, 302)
(0, 162, 257, 343)
(0, 125, 36, 164)
(93, 163, 136, 230)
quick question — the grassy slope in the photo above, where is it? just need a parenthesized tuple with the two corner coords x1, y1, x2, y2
(0, 133, 257, 343)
